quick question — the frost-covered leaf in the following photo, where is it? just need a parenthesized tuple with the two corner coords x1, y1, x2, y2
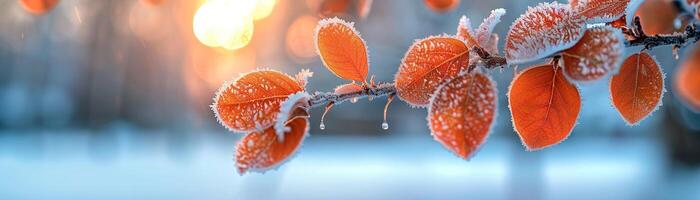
(334, 82, 364, 94)
(395, 36, 470, 107)
(509, 65, 581, 150)
(274, 92, 310, 141)
(213, 70, 304, 133)
(475, 8, 506, 54)
(571, 0, 632, 23)
(562, 26, 625, 81)
(505, 2, 586, 64)
(315, 17, 369, 82)
(428, 71, 496, 159)
(457, 15, 479, 47)
(610, 52, 665, 125)
(676, 47, 700, 112)
(423, 0, 460, 13)
(294, 69, 314, 88)
(236, 117, 309, 174)
(634, 0, 681, 35)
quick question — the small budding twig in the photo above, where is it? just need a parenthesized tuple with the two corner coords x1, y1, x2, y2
(305, 17, 700, 110)
(307, 83, 396, 108)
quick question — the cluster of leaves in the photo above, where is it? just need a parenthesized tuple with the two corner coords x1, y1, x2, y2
(213, 0, 700, 174)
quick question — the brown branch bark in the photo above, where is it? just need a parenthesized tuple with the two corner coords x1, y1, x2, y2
(306, 18, 700, 109)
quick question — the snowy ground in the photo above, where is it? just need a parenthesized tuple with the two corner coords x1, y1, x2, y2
(1, 129, 698, 200)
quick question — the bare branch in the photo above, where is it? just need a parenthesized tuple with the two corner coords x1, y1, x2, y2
(307, 83, 396, 108)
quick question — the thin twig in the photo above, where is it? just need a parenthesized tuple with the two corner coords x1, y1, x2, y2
(307, 83, 396, 108)
(306, 18, 700, 109)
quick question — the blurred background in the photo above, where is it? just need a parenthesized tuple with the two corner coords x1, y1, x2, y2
(1, 0, 699, 199)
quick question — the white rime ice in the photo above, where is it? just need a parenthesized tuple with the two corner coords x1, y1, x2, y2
(505, 2, 586, 64)
(274, 92, 310, 141)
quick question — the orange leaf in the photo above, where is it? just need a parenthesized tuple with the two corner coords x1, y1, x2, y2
(428, 72, 496, 159)
(509, 65, 581, 150)
(636, 0, 682, 35)
(423, 0, 460, 13)
(318, 0, 351, 17)
(236, 117, 309, 174)
(610, 52, 665, 125)
(562, 26, 625, 81)
(571, 0, 631, 23)
(395, 36, 470, 107)
(456, 16, 479, 48)
(315, 17, 369, 83)
(20, 0, 60, 15)
(334, 82, 364, 94)
(676, 47, 700, 112)
(213, 70, 304, 133)
(505, 2, 586, 64)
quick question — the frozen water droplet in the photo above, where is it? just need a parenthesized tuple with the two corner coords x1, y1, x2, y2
(351, 97, 359, 103)
(381, 122, 389, 130)
(674, 18, 682, 29)
(319, 123, 326, 130)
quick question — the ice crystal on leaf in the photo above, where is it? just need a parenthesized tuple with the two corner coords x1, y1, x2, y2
(315, 17, 369, 83)
(509, 65, 581, 150)
(562, 26, 625, 81)
(505, 2, 585, 64)
(236, 117, 309, 174)
(294, 69, 314, 88)
(395, 36, 470, 107)
(610, 52, 665, 125)
(213, 70, 304, 133)
(456, 8, 506, 55)
(676, 47, 700, 112)
(475, 8, 506, 54)
(571, 0, 632, 23)
(457, 16, 479, 47)
(428, 71, 496, 159)
(274, 92, 310, 141)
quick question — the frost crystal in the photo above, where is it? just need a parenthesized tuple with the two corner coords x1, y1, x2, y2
(274, 92, 310, 141)
(475, 8, 506, 54)
(505, 2, 585, 64)
(395, 36, 470, 107)
(572, 0, 632, 24)
(427, 71, 497, 159)
(212, 69, 303, 133)
(562, 26, 625, 81)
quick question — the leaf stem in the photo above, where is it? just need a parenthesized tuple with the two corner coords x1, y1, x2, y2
(306, 18, 700, 110)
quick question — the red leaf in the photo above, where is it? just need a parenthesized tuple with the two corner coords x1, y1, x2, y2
(395, 36, 470, 107)
(213, 70, 304, 133)
(428, 72, 496, 159)
(315, 17, 369, 83)
(636, 0, 682, 35)
(236, 117, 309, 174)
(610, 52, 665, 125)
(562, 26, 625, 81)
(509, 65, 581, 150)
(505, 2, 586, 64)
(676, 47, 700, 112)
(571, 0, 631, 23)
